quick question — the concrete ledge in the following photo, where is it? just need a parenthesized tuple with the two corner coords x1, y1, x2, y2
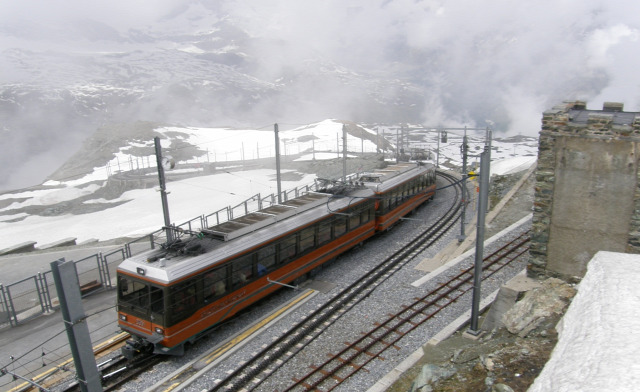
(0, 241, 37, 256)
(38, 237, 77, 250)
(77, 238, 99, 246)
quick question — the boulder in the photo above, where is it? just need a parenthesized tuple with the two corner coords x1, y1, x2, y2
(501, 278, 575, 337)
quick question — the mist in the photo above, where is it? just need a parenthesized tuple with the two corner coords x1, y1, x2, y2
(1, 0, 638, 191)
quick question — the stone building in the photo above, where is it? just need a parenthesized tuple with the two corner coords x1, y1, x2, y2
(529, 101, 640, 281)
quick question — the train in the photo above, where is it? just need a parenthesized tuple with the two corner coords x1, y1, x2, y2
(116, 162, 436, 357)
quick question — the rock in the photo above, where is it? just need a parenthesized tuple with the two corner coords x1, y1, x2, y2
(492, 383, 515, 392)
(410, 364, 455, 392)
(501, 278, 576, 336)
(481, 355, 495, 371)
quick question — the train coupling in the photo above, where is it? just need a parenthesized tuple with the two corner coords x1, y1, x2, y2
(122, 338, 147, 360)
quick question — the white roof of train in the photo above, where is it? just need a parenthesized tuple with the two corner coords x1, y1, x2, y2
(359, 162, 433, 192)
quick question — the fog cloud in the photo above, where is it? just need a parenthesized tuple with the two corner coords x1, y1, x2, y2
(222, 0, 640, 133)
(1, 0, 639, 190)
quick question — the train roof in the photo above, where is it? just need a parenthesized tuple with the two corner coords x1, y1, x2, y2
(118, 162, 432, 284)
(119, 187, 373, 284)
(359, 162, 434, 193)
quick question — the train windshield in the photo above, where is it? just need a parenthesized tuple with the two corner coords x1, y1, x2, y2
(118, 276, 165, 322)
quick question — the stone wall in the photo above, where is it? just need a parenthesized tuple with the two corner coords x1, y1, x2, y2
(529, 101, 640, 280)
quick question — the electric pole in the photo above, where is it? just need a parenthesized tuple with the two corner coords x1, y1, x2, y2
(154, 137, 173, 243)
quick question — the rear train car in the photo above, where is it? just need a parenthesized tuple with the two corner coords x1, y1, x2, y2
(361, 162, 437, 231)
(116, 162, 435, 356)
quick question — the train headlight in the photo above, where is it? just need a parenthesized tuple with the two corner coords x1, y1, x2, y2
(119, 314, 127, 321)
(154, 327, 164, 335)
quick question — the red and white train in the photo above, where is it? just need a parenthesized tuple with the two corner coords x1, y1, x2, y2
(117, 162, 436, 356)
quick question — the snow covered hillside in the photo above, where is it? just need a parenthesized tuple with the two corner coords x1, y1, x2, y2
(0, 120, 537, 250)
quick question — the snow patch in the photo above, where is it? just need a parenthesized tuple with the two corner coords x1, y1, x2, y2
(529, 251, 640, 392)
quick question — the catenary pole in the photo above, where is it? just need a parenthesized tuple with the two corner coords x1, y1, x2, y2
(274, 123, 282, 203)
(154, 137, 173, 243)
(468, 146, 491, 334)
(459, 127, 468, 241)
(51, 258, 102, 392)
(342, 124, 348, 182)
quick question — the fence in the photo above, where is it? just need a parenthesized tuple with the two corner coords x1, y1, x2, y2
(0, 180, 324, 329)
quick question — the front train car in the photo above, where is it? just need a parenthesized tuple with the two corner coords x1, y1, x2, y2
(116, 184, 376, 356)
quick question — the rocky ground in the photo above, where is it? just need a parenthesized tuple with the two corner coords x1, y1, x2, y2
(386, 165, 577, 392)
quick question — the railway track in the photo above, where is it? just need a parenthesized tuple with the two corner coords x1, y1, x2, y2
(60, 352, 165, 392)
(284, 230, 530, 391)
(205, 171, 464, 392)
(55, 170, 462, 392)
(8, 333, 130, 392)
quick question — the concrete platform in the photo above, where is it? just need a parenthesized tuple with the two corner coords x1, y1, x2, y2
(38, 237, 77, 250)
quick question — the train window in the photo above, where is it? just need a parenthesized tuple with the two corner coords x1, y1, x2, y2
(349, 211, 361, 229)
(299, 226, 316, 254)
(169, 280, 197, 324)
(360, 208, 371, 224)
(318, 221, 332, 245)
(150, 286, 164, 314)
(392, 190, 400, 207)
(278, 235, 297, 263)
(257, 245, 276, 275)
(334, 216, 347, 237)
(203, 267, 228, 302)
(118, 276, 149, 308)
(233, 254, 254, 289)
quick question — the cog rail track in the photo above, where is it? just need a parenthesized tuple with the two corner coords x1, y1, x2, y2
(285, 230, 531, 391)
(60, 352, 164, 392)
(206, 171, 464, 392)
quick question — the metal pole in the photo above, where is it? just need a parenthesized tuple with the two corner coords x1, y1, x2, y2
(154, 137, 173, 243)
(342, 124, 347, 182)
(274, 123, 282, 203)
(436, 129, 440, 167)
(396, 128, 399, 163)
(459, 127, 468, 242)
(484, 128, 492, 212)
(50, 258, 102, 392)
(468, 147, 490, 335)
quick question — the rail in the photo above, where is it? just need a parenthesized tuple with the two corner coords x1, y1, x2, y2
(206, 170, 462, 392)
